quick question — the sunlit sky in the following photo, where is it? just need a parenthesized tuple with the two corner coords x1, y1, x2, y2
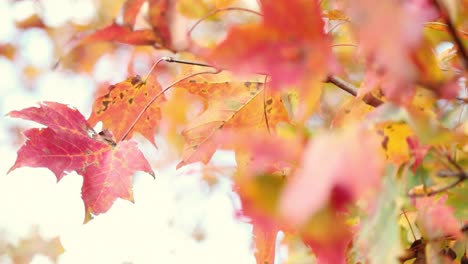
(0, 1, 285, 263)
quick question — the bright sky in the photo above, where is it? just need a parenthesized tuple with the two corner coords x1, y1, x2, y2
(0, 1, 286, 263)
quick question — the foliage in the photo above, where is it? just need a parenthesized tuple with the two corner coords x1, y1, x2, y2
(4, 0, 468, 263)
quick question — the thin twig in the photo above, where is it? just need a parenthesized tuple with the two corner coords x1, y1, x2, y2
(408, 173, 467, 198)
(120, 69, 222, 142)
(162, 57, 218, 69)
(432, 0, 468, 69)
(402, 209, 417, 241)
(326, 75, 357, 96)
(262, 75, 271, 135)
(326, 75, 383, 107)
(163, 57, 383, 108)
(187, 7, 262, 40)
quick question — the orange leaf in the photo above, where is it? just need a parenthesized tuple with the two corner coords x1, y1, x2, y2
(122, 0, 146, 27)
(252, 217, 279, 264)
(8, 102, 154, 217)
(88, 74, 165, 145)
(79, 23, 159, 46)
(148, 0, 172, 48)
(201, 0, 332, 89)
(176, 80, 289, 168)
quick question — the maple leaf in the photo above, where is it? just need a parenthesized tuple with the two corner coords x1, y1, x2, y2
(414, 195, 462, 240)
(79, 23, 160, 46)
(252, 216, 279, 264)
(76, 0, 173, 49)
(177, 0, 235, 18)
(280, 125, 385, 226)
(148, 0, 172, 49)
(346, 0, 437, 103)
(8, 102, 154, 217)
(122, 0, 146, 27)
(199, 0, 332, 89)
(176, 80, 289, 168)
(88, 74, 164, 145)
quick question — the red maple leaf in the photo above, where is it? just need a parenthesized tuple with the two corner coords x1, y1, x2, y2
(199, 0, 332, 89)
(8, 102, 154, 217)
(76, 0, 173, 49)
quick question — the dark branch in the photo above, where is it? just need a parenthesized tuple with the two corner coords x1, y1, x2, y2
(325, 75, 383, 107)
(432, 0, 468, 69)
(408, 170, 467, 198)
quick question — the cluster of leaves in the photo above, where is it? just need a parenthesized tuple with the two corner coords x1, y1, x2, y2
(5, 0, 468, 263)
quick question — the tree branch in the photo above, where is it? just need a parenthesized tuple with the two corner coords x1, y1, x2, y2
(325, 75, 383, 107)
(432, 0, 468, 69)
(408, 170, 467, 198)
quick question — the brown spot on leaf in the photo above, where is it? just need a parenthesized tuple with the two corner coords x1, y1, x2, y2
(266, 98, 273, 105)
(381, 136, 389, 150)
(102, 100, 111, 112)
(131, 76, 141, 85)
(119, 93, 124, 99)
(244, 81, 251, 88)
(128, 98, 134, 104)
(189, 80, 196, 83)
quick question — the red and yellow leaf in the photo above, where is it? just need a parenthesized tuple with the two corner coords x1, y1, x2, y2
(176, 80, 289, 168)
(8, 102, 154, 217)
(79, 23, 160, 46)
(148, 0, 172, 48)
(200, 0, 332, 89)
(122, 0, 146, 27)
(88, 74, 164, 145)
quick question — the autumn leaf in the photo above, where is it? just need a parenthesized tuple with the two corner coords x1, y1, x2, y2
(78, 23, 160, 46)
(88, 74, 164, 145)
(2, 229, 64, 264)
(345, 0, 437, 103)
(177, 0, 235, 18)
(122, 0, 146, 27)
(280, 125, 385, 226)
(148, 0, 172, 48)
(355, 173, 403, 264)
(414, 194, 462, 240)
(376, 122, 414, 165)
(199, 0, 332, 89)
(8, 102, 154, 217)
(176, 80, 289, 168)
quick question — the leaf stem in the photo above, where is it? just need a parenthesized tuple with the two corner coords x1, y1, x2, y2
(187, 7, 262, 41)
(161, 57, 218, 69)
(262, 75, 271, 135)
(163, 57, 384, 107)
(432, 0, 468, 69)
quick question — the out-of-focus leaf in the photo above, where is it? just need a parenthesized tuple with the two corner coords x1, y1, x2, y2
(414, 194, 462, 240)
(201, 0, 332, 90)
(280, 125, 385, 226)
(355, 171, 403, 264)
(176, 80, 289, 168)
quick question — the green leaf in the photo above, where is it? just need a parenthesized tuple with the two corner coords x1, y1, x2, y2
(355, 169, 403, 264)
